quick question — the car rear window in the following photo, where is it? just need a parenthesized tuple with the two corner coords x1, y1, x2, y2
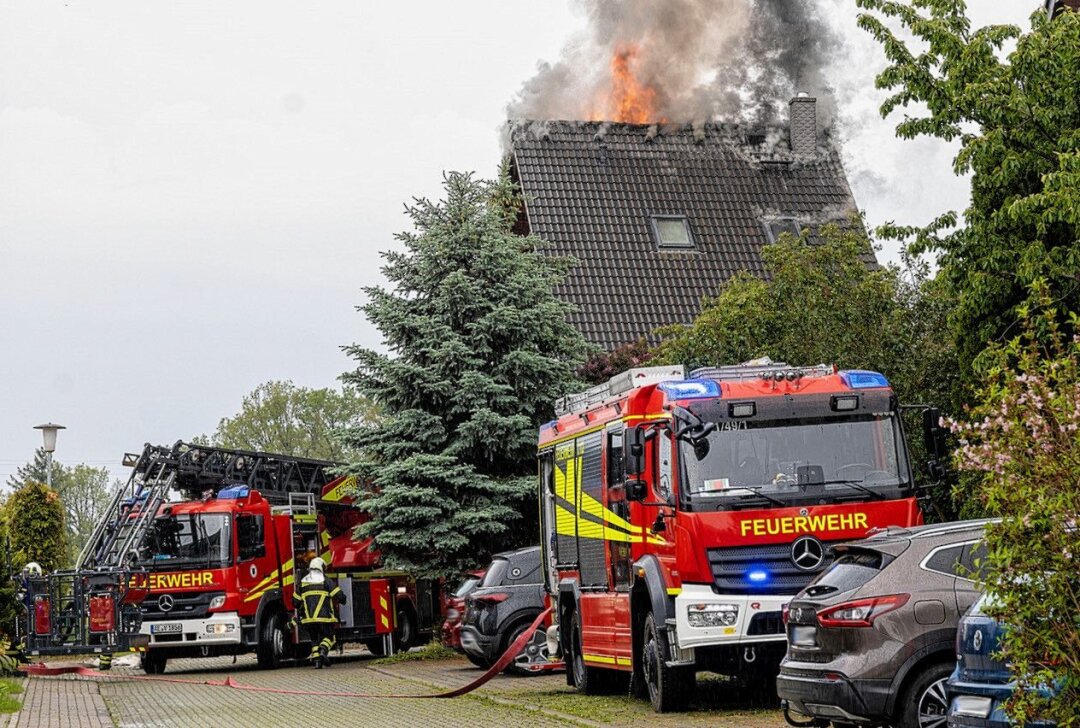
(480, 559, 508, 587)
(806, 550, 884, 596)
(452, 576, 481, 598)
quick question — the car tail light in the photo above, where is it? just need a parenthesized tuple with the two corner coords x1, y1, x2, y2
(472, 592, 510, 605)
(89, 595, 116, 633)
(34, 596, 51, 635)
(816, 594, 910, 628)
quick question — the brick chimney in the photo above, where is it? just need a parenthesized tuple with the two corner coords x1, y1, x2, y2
(789, 93, 817, 156)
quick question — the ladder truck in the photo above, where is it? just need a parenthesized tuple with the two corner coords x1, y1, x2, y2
(23, 442, 438, 674)
(539, 361, 935, 712)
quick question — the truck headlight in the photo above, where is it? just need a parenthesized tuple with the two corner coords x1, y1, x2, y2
(209, 596, 226, 610)
(687, 603, 738, 628)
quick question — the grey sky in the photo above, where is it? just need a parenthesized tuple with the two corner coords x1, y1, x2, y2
(0, 1, 1035, 482)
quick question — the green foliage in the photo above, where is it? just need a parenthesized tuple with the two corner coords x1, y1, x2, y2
(59, 465, 114, 564)
(856, 0, 1080, 380)
(0, 515, 17, 641)
(578, 339, 653, 385)
(0, 678, 21, 714)
(369, 640, 457, 665)
(341, 168, 587, 578)
(3, 482, 67, 573)
(7, 450, 114, 564)
(948, 284, 1080, 726)
(206, 380, 379, 461)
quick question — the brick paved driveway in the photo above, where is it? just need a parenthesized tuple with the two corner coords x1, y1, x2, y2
(11, 649, 785, 727)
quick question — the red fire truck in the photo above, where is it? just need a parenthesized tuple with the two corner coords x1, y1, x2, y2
(57, 442, 437, 674)
(538, 361, 930, 712)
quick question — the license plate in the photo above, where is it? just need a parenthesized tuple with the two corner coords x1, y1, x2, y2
(151, 623, 182, 634)
(790, 625, 817, 647)
(951, 695, 992, 718)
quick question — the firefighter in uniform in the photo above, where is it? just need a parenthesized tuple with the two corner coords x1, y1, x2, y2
(292, 557, 345, 668)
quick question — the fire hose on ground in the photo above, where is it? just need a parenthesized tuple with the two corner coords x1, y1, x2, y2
(24, 607, 553, 700)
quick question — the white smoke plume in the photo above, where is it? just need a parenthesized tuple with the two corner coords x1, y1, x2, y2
(508, 0, 843, 125)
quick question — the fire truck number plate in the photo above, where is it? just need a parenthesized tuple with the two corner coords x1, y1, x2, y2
(151, 623, 182, 634)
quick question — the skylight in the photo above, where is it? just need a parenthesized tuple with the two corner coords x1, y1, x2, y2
(652, 216, 694, 249)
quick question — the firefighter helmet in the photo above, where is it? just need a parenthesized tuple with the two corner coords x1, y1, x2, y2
(23, 562, 42, 576)
(309, 557, 326, 573)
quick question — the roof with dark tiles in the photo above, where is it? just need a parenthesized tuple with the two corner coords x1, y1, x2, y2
(508, 117, 866, 351)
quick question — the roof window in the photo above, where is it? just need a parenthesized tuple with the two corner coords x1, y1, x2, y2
(651, 216, 694, 249)
(764, 218, 802, 244)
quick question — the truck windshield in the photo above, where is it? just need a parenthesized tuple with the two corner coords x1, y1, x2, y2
(140, 514, 232, 569)
(681, 413, 910, 511)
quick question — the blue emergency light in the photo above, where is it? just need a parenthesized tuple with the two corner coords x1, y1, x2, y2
(217, 485, 250, 499)
(839, 370, 890, 389)
(659, 379, 721, 400)
(747, 568, 770, 584)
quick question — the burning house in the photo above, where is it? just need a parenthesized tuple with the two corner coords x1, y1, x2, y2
(507, 94, 867, 351)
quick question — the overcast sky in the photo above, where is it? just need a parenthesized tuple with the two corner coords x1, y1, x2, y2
(0, 1, 1035, 483)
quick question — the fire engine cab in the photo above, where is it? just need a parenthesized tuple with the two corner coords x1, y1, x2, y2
(69, 442, 437, 674)
(538, 361, 925, 712)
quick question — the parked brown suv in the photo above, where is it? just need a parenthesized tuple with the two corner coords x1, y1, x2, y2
(777, 520, 990, 728)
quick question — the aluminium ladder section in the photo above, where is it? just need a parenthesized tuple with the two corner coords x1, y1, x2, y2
(77, 458, 177, 571)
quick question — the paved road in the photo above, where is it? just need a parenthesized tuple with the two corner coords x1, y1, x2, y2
(11, 650, 785, 727)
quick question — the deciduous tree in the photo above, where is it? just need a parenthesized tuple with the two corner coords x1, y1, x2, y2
(205, 380, 378, 461)
(341, 168, 586, 577)
(856, 0, 1080, 379)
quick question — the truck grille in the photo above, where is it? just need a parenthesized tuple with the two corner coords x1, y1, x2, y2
(140, 591, 224, 621)
(706, 543, 834, 595)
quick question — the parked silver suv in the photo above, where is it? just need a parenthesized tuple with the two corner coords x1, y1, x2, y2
(777, 520, 990, 728)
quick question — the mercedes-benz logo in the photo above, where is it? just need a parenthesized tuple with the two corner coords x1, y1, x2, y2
(973, 629, 984, 651)
(791, 535, 825, 572)
(157, 594, 175, 612)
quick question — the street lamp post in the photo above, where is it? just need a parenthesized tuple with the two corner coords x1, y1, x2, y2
(33, 423, 66, 488)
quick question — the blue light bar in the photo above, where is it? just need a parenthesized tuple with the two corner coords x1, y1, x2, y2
(217, 485, 250, 499)
(659, 379, 721, 400)
(840, 370, 890, 389)
(747, 569, 770, 584)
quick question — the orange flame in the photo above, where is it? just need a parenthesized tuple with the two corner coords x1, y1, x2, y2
(590, 44, 663, 124)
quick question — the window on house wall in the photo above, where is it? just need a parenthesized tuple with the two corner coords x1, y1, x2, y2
(651, 216, 694, 249)
(763, 218, 803, 244)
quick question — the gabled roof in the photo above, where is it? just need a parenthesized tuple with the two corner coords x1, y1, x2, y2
(508, 120, 865, 351)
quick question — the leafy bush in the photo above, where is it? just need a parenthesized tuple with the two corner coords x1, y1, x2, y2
(578, 339, 652, 385)
(949, 288, 1080, 725)
(4, 481, 68, 572)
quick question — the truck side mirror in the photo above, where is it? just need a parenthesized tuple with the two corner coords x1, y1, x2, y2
(624, 426, 646, 477)
(922, 407, 948, 460)
(626, 479, 647, 502)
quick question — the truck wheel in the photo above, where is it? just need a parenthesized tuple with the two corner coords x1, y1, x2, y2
(395, 607, 416, 652)
(256, 612, 287, 669)
(642, 611, 692, 712)
(140, 652, 167, 675)
(568, 609, 622, 694)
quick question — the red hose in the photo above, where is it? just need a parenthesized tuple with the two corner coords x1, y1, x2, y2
(25, 607, 553, 700)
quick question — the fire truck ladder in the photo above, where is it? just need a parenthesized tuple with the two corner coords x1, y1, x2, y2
(76, 448, 178, 571)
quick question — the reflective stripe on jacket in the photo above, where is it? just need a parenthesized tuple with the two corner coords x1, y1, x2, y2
(295, 575, 345, 624)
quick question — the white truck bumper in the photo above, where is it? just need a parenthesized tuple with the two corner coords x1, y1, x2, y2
(672, 584, 789, 653)
(140, 612, 243, 647)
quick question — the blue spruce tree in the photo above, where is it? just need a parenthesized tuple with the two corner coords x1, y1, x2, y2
(341, 168, 586, 577)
